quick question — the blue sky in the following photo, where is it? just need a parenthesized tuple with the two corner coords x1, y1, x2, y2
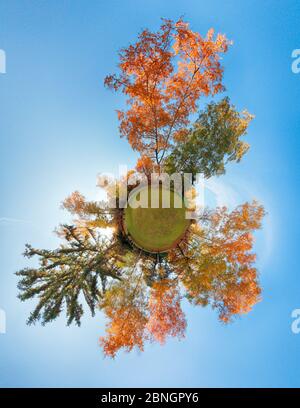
(0, 0, 300, 387)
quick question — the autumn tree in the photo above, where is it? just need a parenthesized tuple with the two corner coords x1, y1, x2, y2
(16, 18, 265, 358)
(168, 201, 265, 322)
(100, 272, 187, 357)
(99, 265, 149, 358)
(105, 18, 231, 166)
(16, 178, 265, 356)
(147, 279, 186, 344)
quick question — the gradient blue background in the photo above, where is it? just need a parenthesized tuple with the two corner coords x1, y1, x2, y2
(0, 0, 299, 387)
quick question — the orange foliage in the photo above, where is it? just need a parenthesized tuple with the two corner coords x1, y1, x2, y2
(105, 19, 231, 164)
(99, 304, 148, 358)
(99, 279, 187, 357)
(62, 191, 86, 215)
(147, 280, 186, 344)
(169, 201, 265, 322)
(98, 201, 264, 357)
(135, 155, 156, 178)
(216, 265, 261, 323)
(99, 282, 148, 358)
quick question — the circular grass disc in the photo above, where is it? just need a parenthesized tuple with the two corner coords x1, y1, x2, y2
(124, 185, 190, 253)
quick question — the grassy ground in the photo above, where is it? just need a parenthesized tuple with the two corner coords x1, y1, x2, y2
(124, 185, 190, 253)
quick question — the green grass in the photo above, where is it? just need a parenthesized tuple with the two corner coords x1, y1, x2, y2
(124, 185, 190, 253)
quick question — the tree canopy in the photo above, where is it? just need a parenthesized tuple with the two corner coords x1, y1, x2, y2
(17, 187, 265, 357)
(165, 97, 253, 180)
(105, 18, 231, 166)
(16, 18, 265, 358)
